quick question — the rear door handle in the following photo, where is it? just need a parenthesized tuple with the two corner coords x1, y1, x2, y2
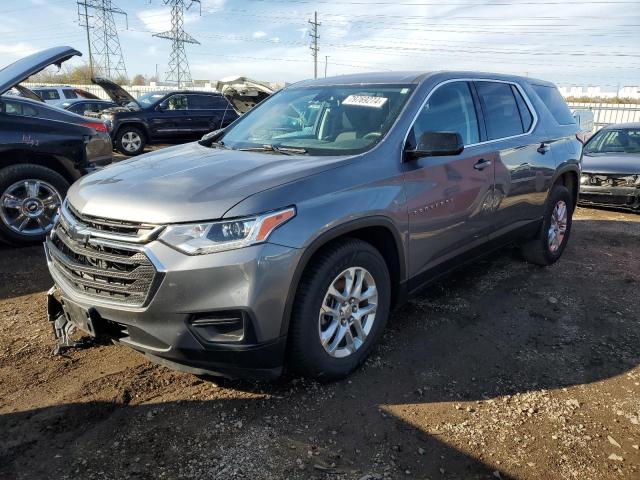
(537, 142, 550, 154)
(473, 158, 492, 170)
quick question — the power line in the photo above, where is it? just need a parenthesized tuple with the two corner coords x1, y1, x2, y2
(76, 0, 128, 80)
(152, 0, 201, 86)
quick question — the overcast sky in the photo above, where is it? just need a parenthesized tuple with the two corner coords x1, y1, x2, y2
(2, 0, 639, 87)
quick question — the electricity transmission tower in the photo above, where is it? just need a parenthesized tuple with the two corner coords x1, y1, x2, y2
(153, 0, 201, 87)
(77, 1, 128, 80)
(309, 11, 320, 79)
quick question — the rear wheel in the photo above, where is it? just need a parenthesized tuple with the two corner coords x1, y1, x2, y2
(0, 164, 67, 245)
(288, 239, 391, 380)
(520, 184, 573, 266)
(115, 126, 146, 156)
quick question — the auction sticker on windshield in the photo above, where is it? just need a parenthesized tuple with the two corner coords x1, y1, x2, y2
(342, 95, 388, 108)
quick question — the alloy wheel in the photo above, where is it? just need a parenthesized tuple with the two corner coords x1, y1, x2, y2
(318, 266, 378, 358)
(121, 131, 142, 152)
(548, 200, 568, 253)
(0, 179, 61, 236)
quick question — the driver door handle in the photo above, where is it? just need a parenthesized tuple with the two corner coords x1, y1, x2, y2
(473, 158, 492, 170)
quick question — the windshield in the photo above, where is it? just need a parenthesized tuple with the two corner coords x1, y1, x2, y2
(585, 128, 640, 154)
(220, 84, 415, 155)
(130, 91, 165, 108)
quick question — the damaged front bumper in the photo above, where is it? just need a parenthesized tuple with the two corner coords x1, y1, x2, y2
(579, 185, 640, 210)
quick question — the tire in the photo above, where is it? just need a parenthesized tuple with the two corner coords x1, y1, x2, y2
(288, 238, 391, 380)
(115, 126, 146, 156)
(520, 184, 573, 266)
(0, 164, 68, 246)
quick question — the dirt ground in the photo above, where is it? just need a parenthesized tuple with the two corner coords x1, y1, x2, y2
(1, 206, 639, 480)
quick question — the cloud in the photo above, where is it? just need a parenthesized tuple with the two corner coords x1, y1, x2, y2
(0, 42, 37, 56)
(252, 31, 267, 39)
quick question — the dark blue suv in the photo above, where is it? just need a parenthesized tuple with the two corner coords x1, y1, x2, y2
(93, 78, 240, 156)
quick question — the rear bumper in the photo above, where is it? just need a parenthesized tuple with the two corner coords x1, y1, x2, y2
(579, 185, 640, 210)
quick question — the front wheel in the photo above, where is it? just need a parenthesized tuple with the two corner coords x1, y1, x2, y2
(115, 126, 146, 156)
(287, 239, 391, 380)
(520, 184, 573, 266)
(0, 164, 68, 245)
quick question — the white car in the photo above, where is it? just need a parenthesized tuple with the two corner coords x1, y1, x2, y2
(29, 85, 100, 106)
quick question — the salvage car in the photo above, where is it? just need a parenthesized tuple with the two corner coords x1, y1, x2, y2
(92, 77, 243, 156)
(46, 72, 581, 380)
(579, 122, 640, 210)
(0, 46, 112, 245)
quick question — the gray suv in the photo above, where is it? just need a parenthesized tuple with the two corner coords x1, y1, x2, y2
(45, 72, 581, 380)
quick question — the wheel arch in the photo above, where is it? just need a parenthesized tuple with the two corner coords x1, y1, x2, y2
(0, 150, 79, 184)
(279, 216, 407, 337)
(115, 121, 150, 142)
(551, 166, 579, 211)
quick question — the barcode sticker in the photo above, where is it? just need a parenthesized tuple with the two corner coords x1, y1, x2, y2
(342, 95, 388, 108)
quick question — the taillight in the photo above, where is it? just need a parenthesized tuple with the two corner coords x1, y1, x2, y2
(81, 121, 108, 134)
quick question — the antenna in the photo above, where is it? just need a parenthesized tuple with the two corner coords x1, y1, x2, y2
(77, 0, 128, 80)
(153, 0, 201, 87)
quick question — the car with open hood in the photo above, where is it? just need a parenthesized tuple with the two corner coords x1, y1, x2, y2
(579, 122, 640, 210)
(0, 46, 112, 245)
(214, 75, 276, 114)
(45, 71, 581, 380)
(92, 77, 245, 156)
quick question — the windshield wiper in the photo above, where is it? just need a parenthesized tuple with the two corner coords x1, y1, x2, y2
(238, 144, 308, 155)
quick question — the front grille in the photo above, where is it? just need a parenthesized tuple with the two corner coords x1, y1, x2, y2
(66, 202, 157, 239)
(47, 202, 161, 306)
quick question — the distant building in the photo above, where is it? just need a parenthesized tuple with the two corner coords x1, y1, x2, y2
(558, 85, 640, 99)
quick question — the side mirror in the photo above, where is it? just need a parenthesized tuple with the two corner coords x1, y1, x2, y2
(198, 128, 224, 147)
(156, 102, 167, 111)
(405, 132, 464, 160)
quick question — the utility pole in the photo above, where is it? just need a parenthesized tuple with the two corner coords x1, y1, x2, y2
(324, 55, 329, 78)
(153, 0, 201, 87)
(309, 11, 320, 79)
(80, 0, 93, 77)
(77, 1, 128, 80)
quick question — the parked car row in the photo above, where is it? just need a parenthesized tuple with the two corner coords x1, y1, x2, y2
(2, 45, 639, 381)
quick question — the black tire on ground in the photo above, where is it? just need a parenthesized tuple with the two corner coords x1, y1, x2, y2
(520, 184, 573, 266)
(287, 238, 391, 380)
(115, 126, 146, 156)
(0, 164, 69, 246)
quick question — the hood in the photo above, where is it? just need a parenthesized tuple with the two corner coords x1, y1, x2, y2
(67, 142, 351, 224)
(582, 153, 640, 175)
(92, 76, 137, 106)
(0, 46, 81, 96)
(214, 76, 275, 114)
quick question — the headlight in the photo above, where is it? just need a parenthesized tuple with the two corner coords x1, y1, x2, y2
(159, 207, 295, 255)
(580, 174, 589, 185)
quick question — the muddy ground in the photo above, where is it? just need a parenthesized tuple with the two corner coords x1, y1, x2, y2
(1, 206, 639, 480)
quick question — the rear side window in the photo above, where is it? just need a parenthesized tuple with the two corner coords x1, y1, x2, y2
(37, 89, 60, 100)
(410, 81, 480, 146)
(511, 85, 534, 132)
(2, 101, 37, 116)
(188, 94, 229, 109)
(475, 81, 524, 140)
(532, 85, 575, 125)
(63, 89, 78, 99)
